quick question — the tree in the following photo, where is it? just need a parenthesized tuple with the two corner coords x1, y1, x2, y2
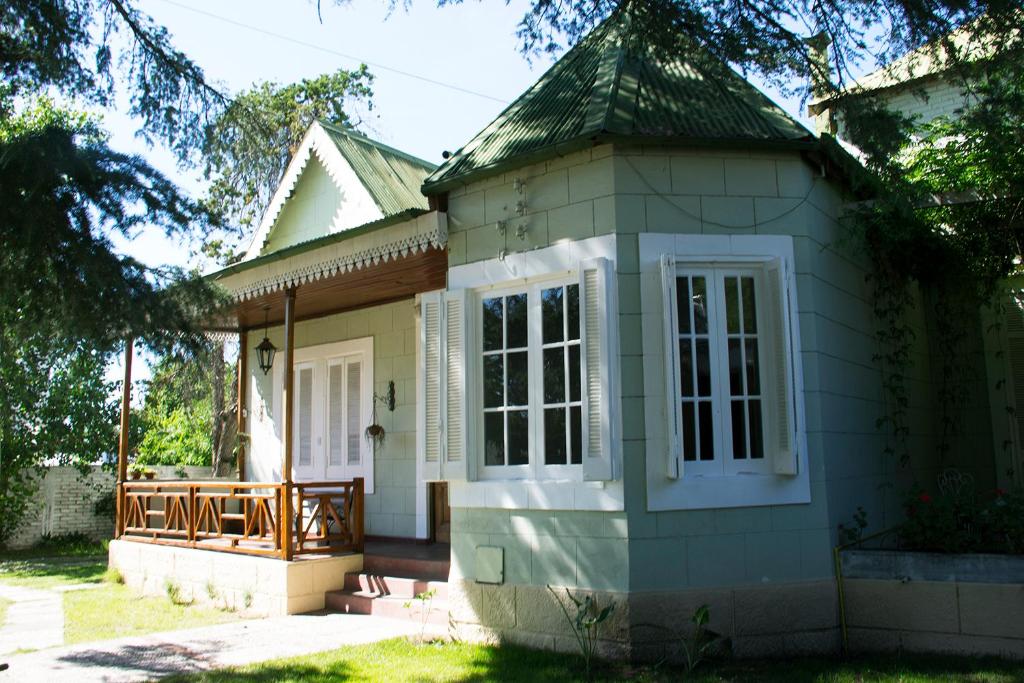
(0, 331, 118, 544)
(200, 67, 375, 260)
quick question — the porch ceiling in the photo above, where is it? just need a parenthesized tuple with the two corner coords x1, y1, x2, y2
(222, 245, 447, 331)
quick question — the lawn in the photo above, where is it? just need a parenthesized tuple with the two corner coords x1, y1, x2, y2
(0, 542, 246, 645)
(166, 638, 1024, 683)
(0, 596, 9, 626)
(64, 583, 243, 645)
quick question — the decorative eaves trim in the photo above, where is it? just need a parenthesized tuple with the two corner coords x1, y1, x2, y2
(221, 211, 448, 302)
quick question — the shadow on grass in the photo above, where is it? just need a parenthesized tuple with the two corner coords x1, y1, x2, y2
(0, 557, 107, 585)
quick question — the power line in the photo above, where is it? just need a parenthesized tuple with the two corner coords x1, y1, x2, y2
(153, 0, 510, 104)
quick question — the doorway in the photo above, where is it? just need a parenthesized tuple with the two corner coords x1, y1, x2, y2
(431, 482, 451, 544)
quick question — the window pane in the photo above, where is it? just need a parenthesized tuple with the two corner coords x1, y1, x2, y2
(507, 351, 529, 406)
(748, 400, 764, 459)
(508, 410, 529, 465)
(570, 405, 582, 465)
(692, 277, 708, 334)
(507, 293, 528, 348)
(568, 344, 581, 402)
(483, 355, 504, 408)
(545, 408, 567, 465)
(681, 402, 696, 462)
(742, 277, 757, 333)
(731, 400, 747, 459)
(745, 339, 760, 394)
(696, 339, 711, 397)
(676, 277, 691, 335)
(698, 402, 714, 461)
(484, 412, 505, 466)
(725, 277, 739, 334)
(728, 338, 743, 395)
(679, 403, 696, 462)
(542, 287, 564, 344)
(483, 297, 503, 351)
(543, 348, 565, 403)
(679, 339, 693, 397)
(567, 284, 580, 341)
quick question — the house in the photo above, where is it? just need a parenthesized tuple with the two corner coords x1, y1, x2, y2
(108, 11, 1006, 658)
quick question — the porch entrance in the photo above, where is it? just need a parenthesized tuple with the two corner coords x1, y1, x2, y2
(431, 482, 451, 543)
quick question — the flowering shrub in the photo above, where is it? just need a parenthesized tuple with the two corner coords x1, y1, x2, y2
(899, 488, 1024, 554)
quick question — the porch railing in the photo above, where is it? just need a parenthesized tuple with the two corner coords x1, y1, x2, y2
(117, 478, 364, 559)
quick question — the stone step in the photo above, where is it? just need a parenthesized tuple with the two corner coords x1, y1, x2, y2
(325, 588, 450, 626)
(361, 554, 449, 582)
(343, 573, 449, 601)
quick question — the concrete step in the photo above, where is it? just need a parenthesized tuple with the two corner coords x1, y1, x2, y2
(325, 588, 449, 625)
(343, 573, 448, 601)
(362, 554, 449, 582)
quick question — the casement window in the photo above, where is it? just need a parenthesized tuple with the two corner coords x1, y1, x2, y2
(276, 338, 374, 491)
(419, 257, 616, 484)
(661, 256, 797, 480)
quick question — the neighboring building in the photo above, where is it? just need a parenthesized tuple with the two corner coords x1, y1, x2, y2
(113, 12, 1011, 658)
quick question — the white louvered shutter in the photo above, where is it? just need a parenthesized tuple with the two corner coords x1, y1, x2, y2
(418, 291, 443, 481)
(443, 289, 471, 481)
(660, 255, 682, 479)
(297, 366, 314, 468)
(579, 257, 615, 481)
(346, 360, 362, 466)
(327, 362, 344, 470)
(766, 259, 798, 475)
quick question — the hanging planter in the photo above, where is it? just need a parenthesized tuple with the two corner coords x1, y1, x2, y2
(364, 381, 396, 448)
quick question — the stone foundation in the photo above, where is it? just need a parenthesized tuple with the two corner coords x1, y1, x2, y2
(447, 579, 840, 661)
(108, 539, 362, 616)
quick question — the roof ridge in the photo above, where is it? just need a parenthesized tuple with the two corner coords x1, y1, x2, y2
(317, 120, 437, 170)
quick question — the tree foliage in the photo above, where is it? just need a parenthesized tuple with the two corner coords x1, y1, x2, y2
(200, 67, 374, 260)
(0, 332, 118, 543)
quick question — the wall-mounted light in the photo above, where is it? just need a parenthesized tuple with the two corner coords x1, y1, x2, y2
(255, 306, 276, 375)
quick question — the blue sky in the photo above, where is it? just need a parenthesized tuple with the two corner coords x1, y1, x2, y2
(107, 0, 815, 380)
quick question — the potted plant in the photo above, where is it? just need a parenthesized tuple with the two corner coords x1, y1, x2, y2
(128, 465, 144, 480)
(143, 468, 157, 480)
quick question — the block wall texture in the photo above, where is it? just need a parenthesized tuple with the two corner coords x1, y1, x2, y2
(836, 76, 974, 140)
(845, 578, 1024, 659)
(6, 466, 115, 549)
(246, 299, 419, 538)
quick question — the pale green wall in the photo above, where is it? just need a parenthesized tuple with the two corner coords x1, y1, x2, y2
(262, 160, 342, 254)
(245, 299, 419, 538)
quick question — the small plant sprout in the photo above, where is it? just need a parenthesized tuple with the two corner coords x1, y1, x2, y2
(679, 604, 726, 673)
(164, 579, 190, 606)
(243, 588, 254, 610)
(403, 588, 438, 643)
(205, 581, 218, 602)
(838, 506, 869, 545)
(547, 585, 615, 677)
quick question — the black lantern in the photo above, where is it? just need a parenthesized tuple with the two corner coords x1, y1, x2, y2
(255, 307, 276, 375)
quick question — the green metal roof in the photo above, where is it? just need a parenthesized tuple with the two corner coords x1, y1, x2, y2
(422, 12, 814, 193)
(319, 121, 436, 215)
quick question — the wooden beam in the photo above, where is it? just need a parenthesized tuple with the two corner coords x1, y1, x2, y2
(237, 331, 248, 482)
(115, 337, 133, 538)
(281, 288, 296, 561)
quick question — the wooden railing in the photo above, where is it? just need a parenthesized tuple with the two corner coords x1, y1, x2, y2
(118, 478, 364, 559)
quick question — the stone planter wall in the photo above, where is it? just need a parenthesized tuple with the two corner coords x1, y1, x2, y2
(841, 550, 1024, 659)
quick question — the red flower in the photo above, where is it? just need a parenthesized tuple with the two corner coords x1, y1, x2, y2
(918, 493, 932, 504)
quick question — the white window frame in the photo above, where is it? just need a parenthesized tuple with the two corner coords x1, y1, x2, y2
(642, 234, 810, 511)
(473, 273, 583, 481)
(438, 233, 625, 512)
(273, 337, 375, 493)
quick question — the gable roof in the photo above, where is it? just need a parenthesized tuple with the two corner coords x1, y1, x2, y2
(422, 12, 813, 194)
(242, 121, 436, 260)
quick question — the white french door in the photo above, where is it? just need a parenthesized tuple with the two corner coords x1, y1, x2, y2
(276, 338, 374, 493)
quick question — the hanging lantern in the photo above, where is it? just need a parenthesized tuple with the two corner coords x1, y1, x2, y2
(256, 307, 276, 375)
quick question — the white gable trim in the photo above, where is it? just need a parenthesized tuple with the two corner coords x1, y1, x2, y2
(242, 122, 383, 261)
(219, 211, 448, 302)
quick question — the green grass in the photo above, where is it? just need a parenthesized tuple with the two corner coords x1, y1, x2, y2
(64, 583, 244, 645)
(164, 638, 1024, 682)
(0, 596, 9, 626)
(0, 556, 107, 589)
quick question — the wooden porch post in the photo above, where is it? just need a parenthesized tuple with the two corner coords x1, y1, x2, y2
(281, 289, 296, 560)
(236, 330, 248, 482)
(114, 337, 133, 538)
